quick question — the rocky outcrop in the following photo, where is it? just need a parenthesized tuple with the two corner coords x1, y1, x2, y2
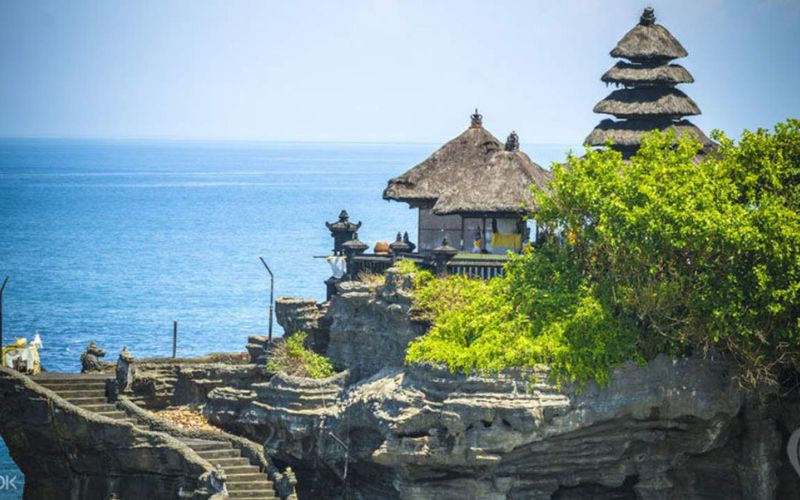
(123, 353, 267, 409)
(274, 270, 427, 381)
(326, 270, 427, 379)
(204, 356, 797, 499)
(207, 267, 800, 499)
(275, 297, 331, 353)
(0, 367, 224, 500)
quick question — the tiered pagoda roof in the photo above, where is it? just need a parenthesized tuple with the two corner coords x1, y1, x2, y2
(586, 7, 713, 156)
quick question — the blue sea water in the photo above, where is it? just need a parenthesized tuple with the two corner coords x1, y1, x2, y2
(0, 138, 574, 497)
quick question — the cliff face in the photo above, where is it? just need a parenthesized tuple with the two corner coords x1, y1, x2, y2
(273, 270, 427, 381)
(213, 269, 800, 499)
(0, 367, 223, 500)
(207, 357, 790, 499)
(325, 271, 428, 380)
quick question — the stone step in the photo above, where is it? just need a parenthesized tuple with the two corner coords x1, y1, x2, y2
(76, 404, 119, 414)
(37, 377, 110, 385)
(180, 438, 232, 451)
(35, 374, 111, 382)
(55, 389, 106, 399)
(66, 397, 109, 406)
(218, 465, 260, 475)
(195, 448, 241, 459)
(226, 480, 271, 491)
(208, 457, 251, 468)
(40, 383, 109, 393)
(96, 410, 127, 420)
(227, 489, 277, 499)
(225, 473, 268, 482)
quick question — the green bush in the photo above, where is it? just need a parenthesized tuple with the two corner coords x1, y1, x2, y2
(267, 332, 336, 379)
(405, 249, 643, 387)
(406, 119, 800, 388)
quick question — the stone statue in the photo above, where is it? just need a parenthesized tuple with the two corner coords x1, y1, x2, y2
(116, 346, 135, 392)
(80, 341, 109, 373)
(402, 232, 416, 253)
(505, 131, 519, 152)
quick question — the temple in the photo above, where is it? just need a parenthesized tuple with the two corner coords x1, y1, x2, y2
(585, 7, 714, 156)
(383, 110, 550, 253)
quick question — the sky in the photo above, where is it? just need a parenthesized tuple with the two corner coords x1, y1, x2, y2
(0, 0, 798, 144)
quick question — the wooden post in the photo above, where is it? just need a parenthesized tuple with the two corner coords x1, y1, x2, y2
(0, 276, 8, 367)
(172, 320, 177, 358)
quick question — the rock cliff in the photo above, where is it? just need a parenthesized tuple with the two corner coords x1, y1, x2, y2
(0, 367, 224, 499)
(209, 267, 800, 499)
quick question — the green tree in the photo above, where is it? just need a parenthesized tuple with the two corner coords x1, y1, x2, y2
(406, 119, 800, 388)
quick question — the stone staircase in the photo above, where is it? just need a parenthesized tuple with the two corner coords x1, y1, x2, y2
(35, 373, 137, 424)
(33, 373, 278, 499)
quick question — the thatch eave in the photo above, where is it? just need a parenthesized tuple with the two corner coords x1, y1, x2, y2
(610, 23, 687, 62)
(431, 150, 552, 216)
(601, 61, 694, 86)
(593, 87, 700, 118)
(585, 118, 714, 148)
(383, 125, 502, 204)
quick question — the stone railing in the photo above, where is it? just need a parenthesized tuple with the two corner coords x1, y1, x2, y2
(112, 351, 266, 410)
(350, 252, 507, 280)
(117, 398, 298, 500)
(0, 367, 225, 499)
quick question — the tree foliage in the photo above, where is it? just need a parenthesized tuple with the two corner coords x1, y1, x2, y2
(406, 119, 800, 388)
(267, 332, 336, 379)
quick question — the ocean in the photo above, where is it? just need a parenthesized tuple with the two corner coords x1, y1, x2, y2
(0, 138, 575, 497)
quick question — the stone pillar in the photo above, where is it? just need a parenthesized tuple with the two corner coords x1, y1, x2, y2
(389, 232, 411, 263)
(325, 209, 361, 255)
(432, 236, 458, 276)
(342, 233, 368, 280)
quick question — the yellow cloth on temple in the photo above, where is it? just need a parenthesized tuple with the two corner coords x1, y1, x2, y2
(2, 341, 41, 374)
(492, 232, 522, 250)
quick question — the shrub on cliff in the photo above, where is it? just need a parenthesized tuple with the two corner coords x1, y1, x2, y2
(267, 332, 335, 379)
(406, 119, 800, 388)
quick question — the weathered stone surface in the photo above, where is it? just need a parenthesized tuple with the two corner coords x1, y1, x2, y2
(0, 367, 223, 500)
(205, 356, 797, 499)
(325, 269, 427, 379)
(276, 297, 331, 353)
(125, 355, 267, 409)
(208, 271, 800, 499)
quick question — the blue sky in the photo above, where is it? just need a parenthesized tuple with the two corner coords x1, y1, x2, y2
(0, 0, 798, 143)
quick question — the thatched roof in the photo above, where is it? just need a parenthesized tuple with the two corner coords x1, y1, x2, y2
(611, 8, 687, 62)
(585, 118, 714, 148)
(383, 113, 502, 205)
(432, 139, 551, 217)
(594, 87, 700, 118)
(602, 61, 693, 87)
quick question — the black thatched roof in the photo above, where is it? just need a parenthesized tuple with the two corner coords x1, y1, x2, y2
(383, 113, 502, 205)
(593, 87, 700, 118)
(586, 8, 712, 156)
(585, 118, 713, 148)
(610, 7, 687, 62)
(432, 146, 551, 216)
(602, 61, 694, 87)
